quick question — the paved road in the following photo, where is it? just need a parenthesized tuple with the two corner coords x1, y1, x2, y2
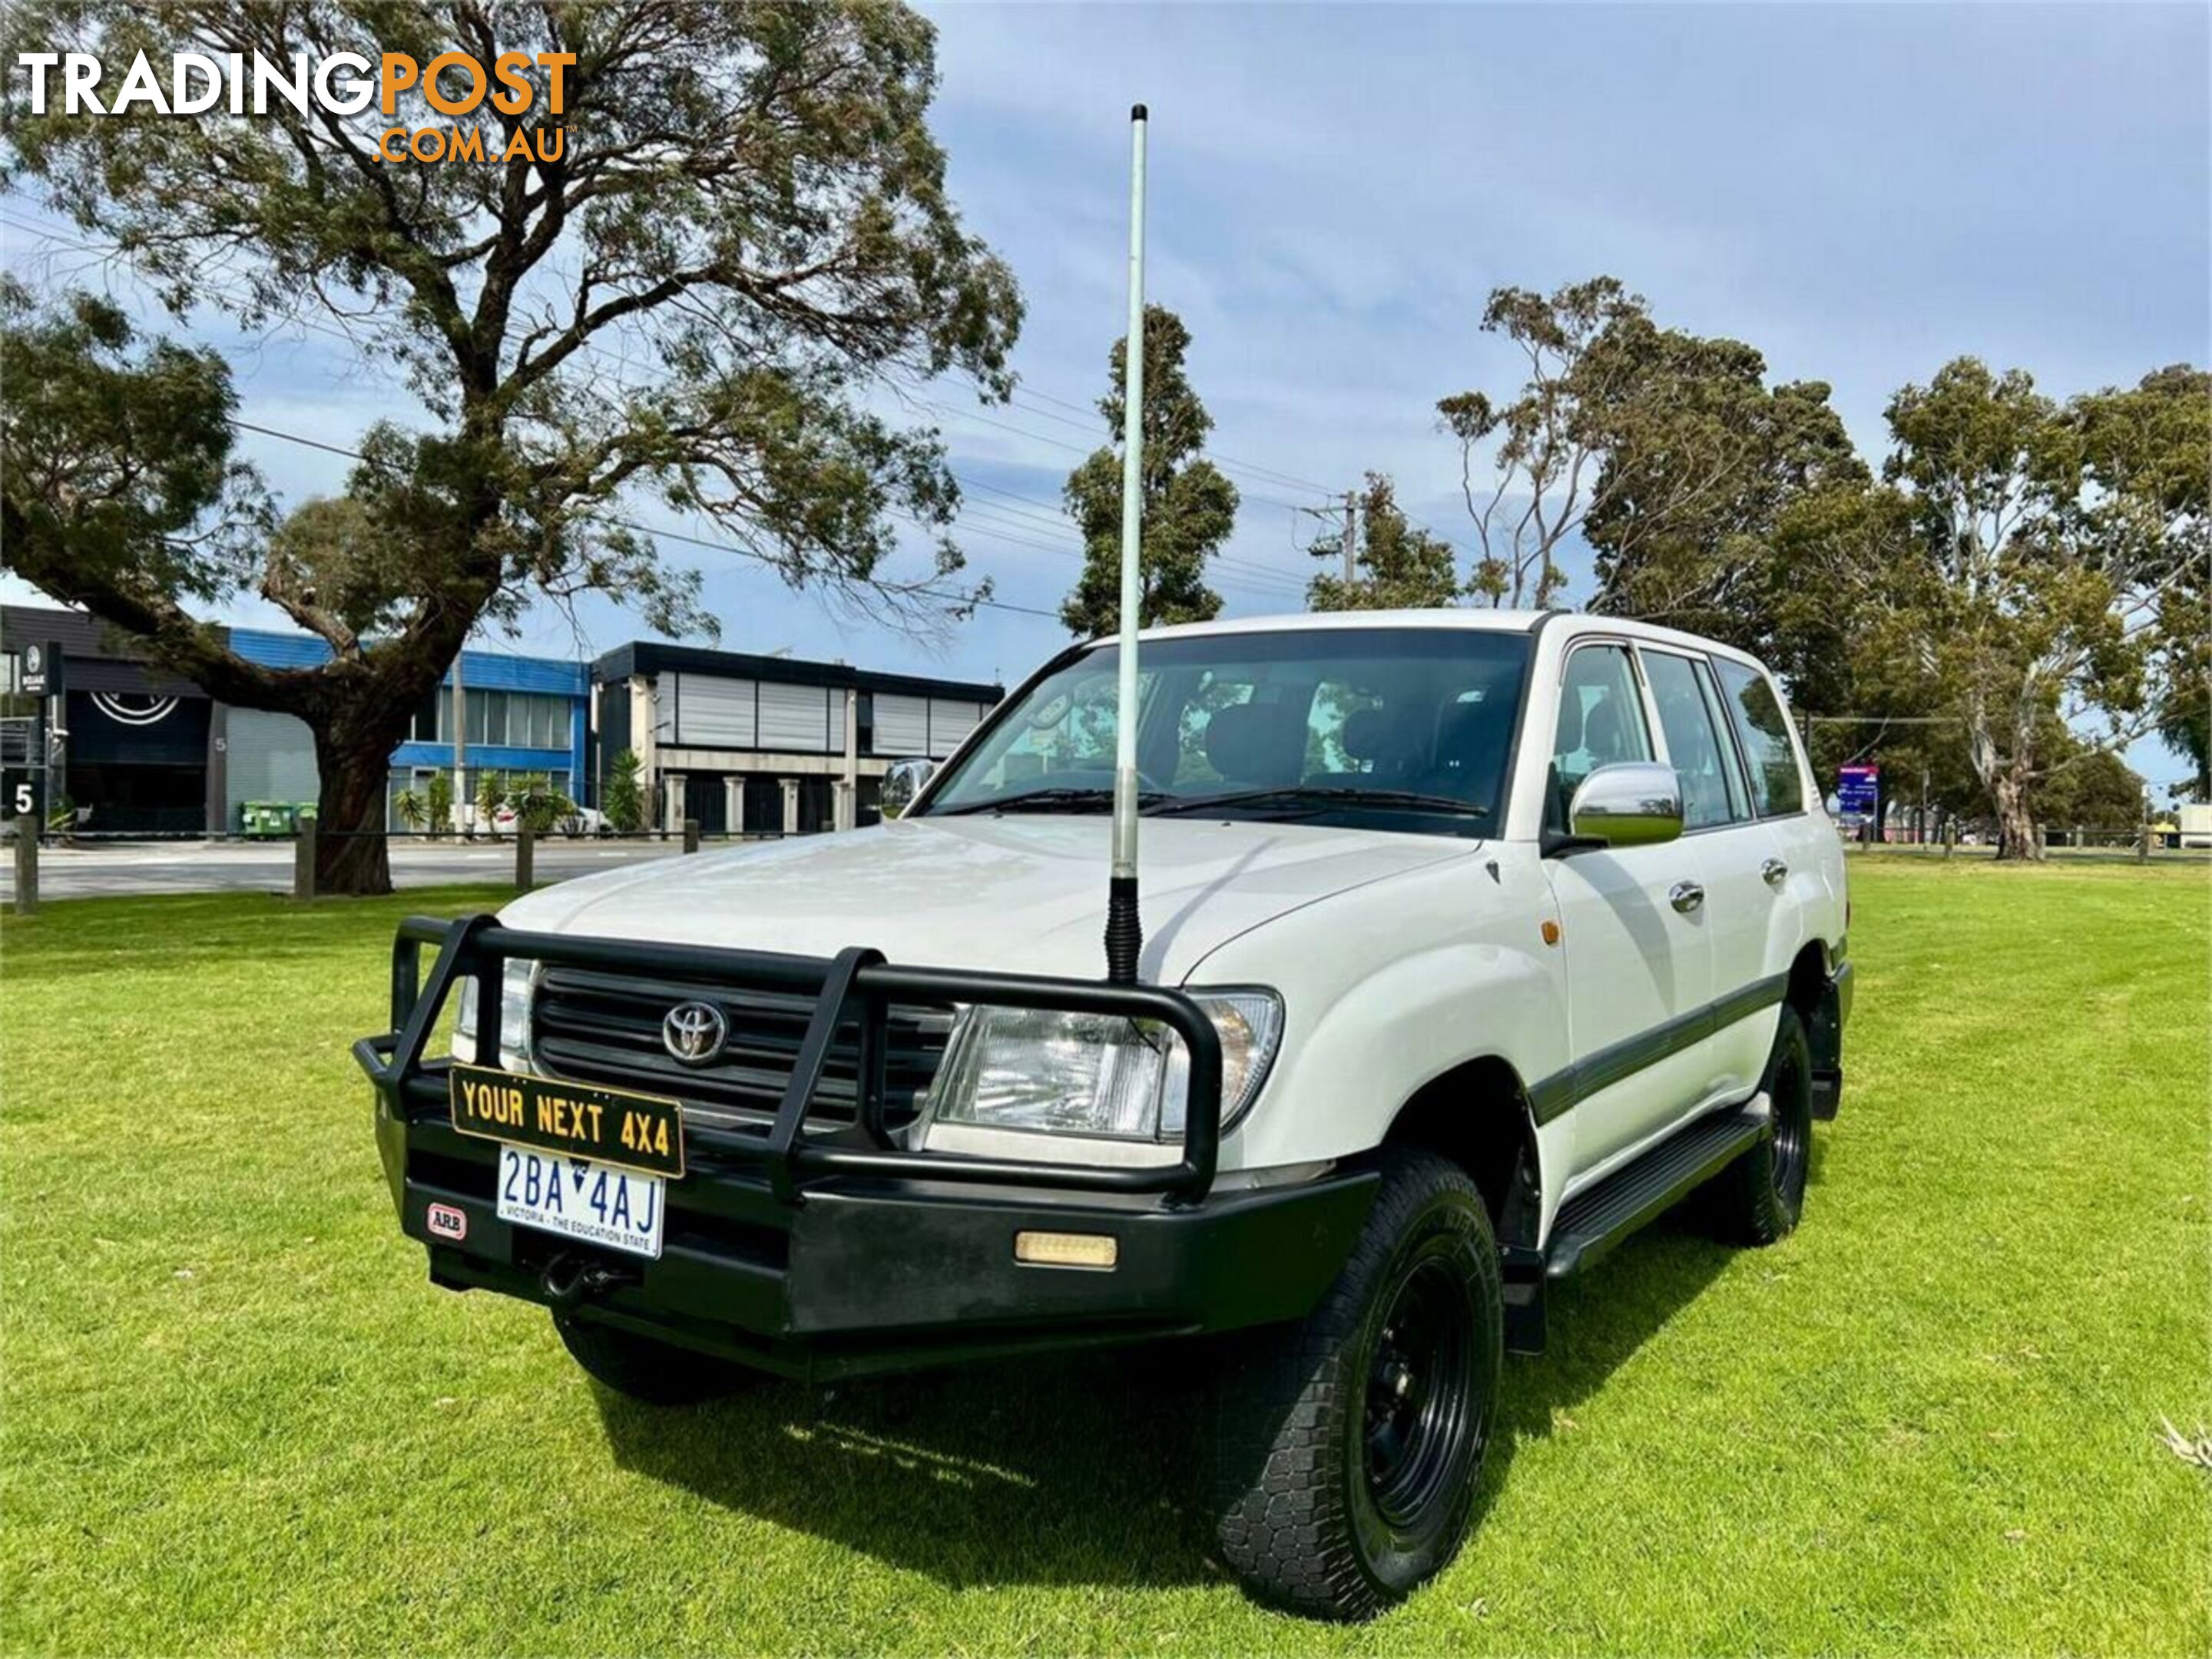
(1, 837, 720, 900)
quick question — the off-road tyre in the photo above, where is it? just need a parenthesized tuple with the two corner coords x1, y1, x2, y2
(552, 1311, 750, 1406)
(1207, 1147, 1502, 1621)
(1710, 1002, 1815, 1244)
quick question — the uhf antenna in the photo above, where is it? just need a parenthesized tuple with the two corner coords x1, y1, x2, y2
(1104, 103, 1148, 985)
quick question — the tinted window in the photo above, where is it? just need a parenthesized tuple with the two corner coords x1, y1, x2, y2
(1551, 644, 1653, 818)
(1641, 650, 1741, 830)
(1714, 660, 1805, 815)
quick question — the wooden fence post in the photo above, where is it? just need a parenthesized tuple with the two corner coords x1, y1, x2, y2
(683, 817, 700, 855)
(13, 813, 37, 916)
(293, 816, 316, 901)
(516, 824, 535, 890)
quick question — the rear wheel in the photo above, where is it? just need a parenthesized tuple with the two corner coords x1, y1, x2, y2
(551, 1312, 750, 1405)
(1208, 1147, 1502, 1621)
(1710, 1002, 1814, 1244)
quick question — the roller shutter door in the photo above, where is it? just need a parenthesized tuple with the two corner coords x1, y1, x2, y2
(670, 672, 756, 747)
(757, 681, 832, 752)
(927, 698, 985, 757)
(224, 708, 320, 828)
(873, 693, 930, 756)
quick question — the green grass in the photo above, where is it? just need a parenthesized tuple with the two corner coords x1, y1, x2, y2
(2, 861, 2207, 1654)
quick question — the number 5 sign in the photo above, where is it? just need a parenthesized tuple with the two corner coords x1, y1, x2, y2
(4, 769, 41, 821)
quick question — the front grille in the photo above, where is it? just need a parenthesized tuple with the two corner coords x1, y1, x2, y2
(528, 966, 954, 1136)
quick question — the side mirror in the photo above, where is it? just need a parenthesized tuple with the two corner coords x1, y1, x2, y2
(1567, 762, 1684, 849)
(879, 757, 937, 819)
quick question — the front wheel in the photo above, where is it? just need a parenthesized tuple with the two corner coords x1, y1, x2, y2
(1207, 1147, 1502, 1621)
(551, 1311, 751, 1406)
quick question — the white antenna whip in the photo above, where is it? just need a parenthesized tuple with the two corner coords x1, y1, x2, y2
(1104, 103, 1148, 985)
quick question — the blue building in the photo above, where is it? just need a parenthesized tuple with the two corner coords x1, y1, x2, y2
(227, 630, 590, 831)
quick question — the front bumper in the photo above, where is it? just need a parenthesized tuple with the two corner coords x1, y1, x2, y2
(381, 1108, 1375, 1379)
(357, 915, 1375, 1381)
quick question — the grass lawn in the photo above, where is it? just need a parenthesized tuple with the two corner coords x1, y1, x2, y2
(2, 859, 2206, 1654)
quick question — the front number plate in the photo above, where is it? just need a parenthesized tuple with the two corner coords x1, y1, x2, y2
(496, 1145, 665, 1260)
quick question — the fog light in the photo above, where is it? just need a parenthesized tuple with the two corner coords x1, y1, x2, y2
(1013, 1230, 1118, 1270)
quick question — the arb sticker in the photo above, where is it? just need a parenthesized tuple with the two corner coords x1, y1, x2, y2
(426, 1203, 468, 1243)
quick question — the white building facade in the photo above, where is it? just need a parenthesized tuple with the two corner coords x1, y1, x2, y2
(592, 642, 1002, 835)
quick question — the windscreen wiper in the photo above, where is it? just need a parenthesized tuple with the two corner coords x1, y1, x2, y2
(932, 786, 1165, 817)
(1147, 786, 1491, 820)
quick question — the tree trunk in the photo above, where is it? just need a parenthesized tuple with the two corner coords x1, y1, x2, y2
(310, 724, 395, 896)
(1991, 770, 2041, 863)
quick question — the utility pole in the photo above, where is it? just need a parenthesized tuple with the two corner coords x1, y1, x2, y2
(450, 647, 467, 833)
(1297, 490, 1362, 586)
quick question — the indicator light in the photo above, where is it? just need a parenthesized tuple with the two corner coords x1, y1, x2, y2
(1014, 1230, 1119, 1270)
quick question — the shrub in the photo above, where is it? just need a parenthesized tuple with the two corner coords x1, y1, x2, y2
(508, 773, 578, 836)
(425, 770, 454, 839)
(604, 749, 645, 833)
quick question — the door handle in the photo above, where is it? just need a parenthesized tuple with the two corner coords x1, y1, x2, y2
(1761, 857, 1789, 887)
(1669, 880, 1705, 914)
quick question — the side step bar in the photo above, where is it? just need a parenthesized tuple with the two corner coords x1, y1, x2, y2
(1502, 1098, 1769, 1355)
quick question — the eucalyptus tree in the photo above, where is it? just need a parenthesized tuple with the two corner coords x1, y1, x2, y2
(0, 0, 1021, 892)
(1864, 359, 2206, 856)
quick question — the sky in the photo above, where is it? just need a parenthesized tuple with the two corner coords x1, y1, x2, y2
(4, 2, 2207, 784)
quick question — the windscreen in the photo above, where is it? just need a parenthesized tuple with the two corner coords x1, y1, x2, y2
(919, 628, 1532, 836)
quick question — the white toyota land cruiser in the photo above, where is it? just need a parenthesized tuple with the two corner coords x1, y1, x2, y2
(358, 609, 1851, 1620)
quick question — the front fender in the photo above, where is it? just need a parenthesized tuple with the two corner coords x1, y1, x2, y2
(1196, 853, 1571, 1179)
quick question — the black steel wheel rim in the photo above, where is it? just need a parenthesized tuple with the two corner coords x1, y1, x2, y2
(1363, 1253, 1477, 1530)
(1771, 1043, 1810, 1204)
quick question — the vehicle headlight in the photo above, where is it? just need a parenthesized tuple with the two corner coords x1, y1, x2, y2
(923, 989, 1283, 1142)
(452, 962, 535, 1065)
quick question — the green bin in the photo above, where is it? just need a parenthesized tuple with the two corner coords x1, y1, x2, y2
(240, 801, 295, 839)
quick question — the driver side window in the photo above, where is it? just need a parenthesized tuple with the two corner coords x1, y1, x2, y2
(1551, 644, 1653, 820)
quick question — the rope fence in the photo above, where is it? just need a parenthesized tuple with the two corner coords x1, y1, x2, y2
(5, 816, 783, 907)
(10, 813, 2204, 915)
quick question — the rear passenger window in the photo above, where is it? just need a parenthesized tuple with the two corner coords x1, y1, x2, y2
(1551, 644, 1653, 817)
(1640, 650, 1740, 830)
(1691, 658, 1753, 820)
(1713, 660, 1805, 816)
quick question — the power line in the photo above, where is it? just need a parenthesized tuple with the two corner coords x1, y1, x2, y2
(224, 418, 1060, 619)
(949, 469, 1312, 594)
(918, 395, 1330, 516)
(9, 214, 1336, 612)
(222, 412, 1302, 619)
(8, 214, 1359, 521)
(949, 472, 1075, 529)
(947, 494, 1080, 545)
(1011, 382, 1339, 496)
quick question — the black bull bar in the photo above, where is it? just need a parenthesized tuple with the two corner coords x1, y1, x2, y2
(352, 913, 1227, 1203)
